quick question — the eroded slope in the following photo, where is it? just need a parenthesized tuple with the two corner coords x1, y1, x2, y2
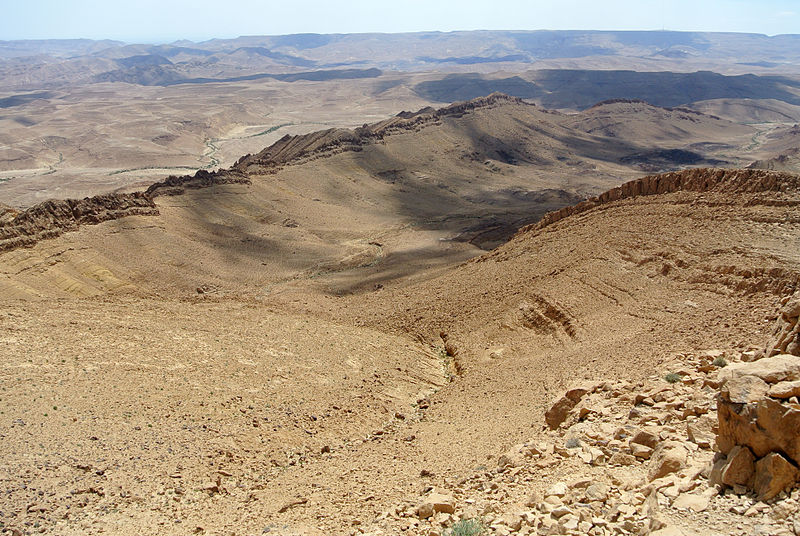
(0, 102, 798, 535)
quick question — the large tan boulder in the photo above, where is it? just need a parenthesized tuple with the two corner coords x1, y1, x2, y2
(719, 374, 769, 404)
(718, 354, 800, 386)
(752, 452, 800, 501)
(768, 380, 800, 399)
(647, 441, 688, 481)
(544, 384, 593, 429)
(718, 387, 800, 462)
(719, 445, 756, 487)
(416, 490, 455, 519)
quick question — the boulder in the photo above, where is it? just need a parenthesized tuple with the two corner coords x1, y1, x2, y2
(417, 491, 455, 519)
(717, 395, 800, 462)
(719, 354, 800, 386)
(720, 445, 756, 487)
(672, 493, 709, 512)
(768, 380, 800, 399)
(709, 456, 727, 487)
(647, 441, 688, 481)
(499, 512, 523, 531)
(686, 414, 716, 449)
(630, 428, 660, 449)
(584, 482, 609, 502)
(545, 395, 576, 429)
(545, 482, 568, 498)
(544, 385, 593, 429)
(784, 293, 800, 319)
(609, 452, 637, 466)
(720, 374, 769, 404)
(497, 443, 530, 468)
(752, 452, 800, 501)
(631, 443, 653, 459)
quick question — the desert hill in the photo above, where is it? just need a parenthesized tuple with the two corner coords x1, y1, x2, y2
(1, 161, 799, 535)
(749, 147, 800, 172)
(563, 99, 747, 143)
(689, 98, 800, 124)
(0, 95, 759, 300)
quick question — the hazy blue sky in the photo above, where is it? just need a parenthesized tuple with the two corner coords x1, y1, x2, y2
(1, 0, 798, 43)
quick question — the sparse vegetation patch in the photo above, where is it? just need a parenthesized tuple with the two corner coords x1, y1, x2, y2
(445, 518, 486, 536)
(664, 372, 682, 383)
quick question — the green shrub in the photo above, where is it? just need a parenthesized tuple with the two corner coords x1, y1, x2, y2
(445, 518, 486, 536)
(712, 356, 727, 368)
(664, 372, 682, 384)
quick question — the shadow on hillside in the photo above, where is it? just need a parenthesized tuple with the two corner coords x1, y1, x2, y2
(415, 71, 800, 109)
(142, 92, 752, 295)
(316, 243, 478, 296)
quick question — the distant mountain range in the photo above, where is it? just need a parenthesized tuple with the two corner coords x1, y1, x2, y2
(2, 30, 800, 90)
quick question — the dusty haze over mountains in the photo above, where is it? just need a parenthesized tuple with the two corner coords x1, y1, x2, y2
(1, 20, 800, 536)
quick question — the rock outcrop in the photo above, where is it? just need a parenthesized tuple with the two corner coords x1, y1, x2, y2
(544, 384, 595, 429)
(0, 168, 252, 253)
(765, 291, 800, 357)
(374, 347, 800, 536)
(144, 168, 250, 197)
(523, 168, 800, 234)
(0, 193, 158, 252)
(367, 339, 800, 535)
(716, 353, 800, 500)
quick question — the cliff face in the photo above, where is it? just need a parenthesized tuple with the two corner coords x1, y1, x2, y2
(0, 193, 157, 252)
(524, 168, 800, 234)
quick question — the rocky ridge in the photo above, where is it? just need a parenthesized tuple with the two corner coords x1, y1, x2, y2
(1, 97, 785, 258)
(524, 168, 800, 234)
(143, 168, 251, 197)
(233, 93, 530, 172)
(0, 193, 157, 252)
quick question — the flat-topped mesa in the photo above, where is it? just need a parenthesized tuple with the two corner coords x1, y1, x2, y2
(522, 168, 800, 235)
(0, 193, 158, 252)
(234, 93, 529, 172)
